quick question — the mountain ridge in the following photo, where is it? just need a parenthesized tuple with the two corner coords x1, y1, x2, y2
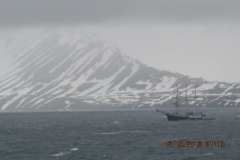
(0, 29, 239, 111)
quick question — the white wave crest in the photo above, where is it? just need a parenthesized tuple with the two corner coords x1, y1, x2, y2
(70, 148, 79, 151)
(204, 152, 214, 156)
(52, 151, 71, 157)
(51, 148, 79, 157)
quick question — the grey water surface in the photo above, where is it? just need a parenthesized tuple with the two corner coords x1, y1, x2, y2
(0, 108, 240, 160)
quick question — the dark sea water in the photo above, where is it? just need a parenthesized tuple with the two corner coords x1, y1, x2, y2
(0, 108, 240, 160)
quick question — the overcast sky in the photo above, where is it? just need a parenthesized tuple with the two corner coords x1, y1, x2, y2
(1, 0, 240, 83)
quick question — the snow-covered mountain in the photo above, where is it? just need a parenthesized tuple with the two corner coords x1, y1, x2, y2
(0, 29, 240, 111)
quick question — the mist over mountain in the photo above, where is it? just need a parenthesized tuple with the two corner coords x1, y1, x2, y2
(0, 29, 240, 111)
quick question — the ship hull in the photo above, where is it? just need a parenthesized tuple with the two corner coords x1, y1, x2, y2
(156, 109, 204, 121)
(165, 113, 188, 121)
(165, 113, 203, 121)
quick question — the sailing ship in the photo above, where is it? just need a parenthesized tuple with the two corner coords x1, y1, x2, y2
(157, 85, 206, 121)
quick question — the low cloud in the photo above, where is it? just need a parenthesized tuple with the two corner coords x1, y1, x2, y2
(1, 0, 240, 28)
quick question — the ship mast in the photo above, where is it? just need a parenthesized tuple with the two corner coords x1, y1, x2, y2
(194, 85, 197, 113)
(185, 84, 189, 112)
(173, 85, 180, 114)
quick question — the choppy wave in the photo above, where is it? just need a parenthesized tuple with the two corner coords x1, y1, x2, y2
(93, 132, 119, 135)
(52, 151, 71, 157)
(51, 148, 79, 157)
(93, 130, 149, 135)
(70, 148, 79, 151)
(2, 110, 239, 159)
(204, 152, 214, 156)
(113, 121, 120, 124)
